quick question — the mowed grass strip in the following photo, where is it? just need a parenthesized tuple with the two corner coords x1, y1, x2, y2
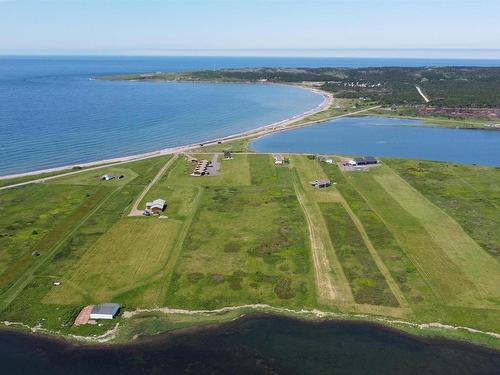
(371, 167, 500, 302)
(385, 159, 500, 258)
(344, 165, 498, 307)
(321, 163, 435, 307)
(291, 155, 343, 203)
(165, 154, 314, 309)
(45, 219, 180, 306)
(249, 153, 295, 187)
(319, 202, 399, 307)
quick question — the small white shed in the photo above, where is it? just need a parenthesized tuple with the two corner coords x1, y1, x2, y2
(101, 174, 115, 181)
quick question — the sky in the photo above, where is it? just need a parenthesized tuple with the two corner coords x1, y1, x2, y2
(0, 0, 499, 57)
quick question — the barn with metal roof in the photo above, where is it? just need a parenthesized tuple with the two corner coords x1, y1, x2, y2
(89, 303, 120, 320)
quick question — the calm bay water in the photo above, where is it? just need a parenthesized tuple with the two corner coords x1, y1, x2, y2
(0, 57, 326, 176)
(251, 116, 500, 166)
(1, 316, 499, 374)
(2, 56, 500, 175)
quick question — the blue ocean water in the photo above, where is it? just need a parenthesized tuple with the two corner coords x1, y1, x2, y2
(251, 116, 500, 166)
(0, 57, 326, 176)
(1, 56, 499, 175)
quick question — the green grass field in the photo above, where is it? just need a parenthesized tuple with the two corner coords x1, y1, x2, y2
(320, 161, 500, 331)
(44, 219, 180, 306)
(0, 152, 499, 346)
(165, 154, 315, 309)
(320, 202, 399, 307)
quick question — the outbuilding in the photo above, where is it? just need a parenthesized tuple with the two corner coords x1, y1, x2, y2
(353, 156, 378, 166)
(310, 179, 332, 188)
(146, 199, 166, 214)
(100, 174, 115, 181)
(90, 303, 120, 320)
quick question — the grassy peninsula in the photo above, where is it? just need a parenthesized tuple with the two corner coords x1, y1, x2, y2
(0, 148, 499, 349)
(0, 66, 498, 349)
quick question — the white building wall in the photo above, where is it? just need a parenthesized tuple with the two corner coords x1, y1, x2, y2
(90, 313, 114, 320)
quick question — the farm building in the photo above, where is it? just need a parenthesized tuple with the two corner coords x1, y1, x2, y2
(89, 303, 120, 320)
(273, 154, 283, 165)
(100, 174, 115, 181)
(146, 199, 166, 214)
(353, 156, 378, 166)
(340, 158, 358, 167)
(310, 179, 332, 188)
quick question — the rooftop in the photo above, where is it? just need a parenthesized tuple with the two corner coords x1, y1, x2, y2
(91, 303, 120, 316)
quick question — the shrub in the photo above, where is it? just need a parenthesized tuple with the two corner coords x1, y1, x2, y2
(274, 277, 296, 299)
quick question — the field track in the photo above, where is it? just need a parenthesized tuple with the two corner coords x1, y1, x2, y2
(128, 154, 177, 216)
(293, 174, 337, 303)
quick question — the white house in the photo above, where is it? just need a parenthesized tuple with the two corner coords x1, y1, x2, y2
(101, 174, 114, 181)
(146, 198, 166, 214)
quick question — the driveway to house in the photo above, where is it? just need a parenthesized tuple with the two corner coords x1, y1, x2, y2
(206, 154, 220, 176)
(128, 154, 178, 217)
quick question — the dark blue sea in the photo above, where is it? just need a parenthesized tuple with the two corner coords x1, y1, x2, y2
(1, 56, 500, 175)
(251, 116, 500, 166)
(1, 315, 499, 374)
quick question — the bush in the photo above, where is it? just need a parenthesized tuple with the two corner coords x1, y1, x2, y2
(224, 242, 241, 253)
(274, 278, 296, 299)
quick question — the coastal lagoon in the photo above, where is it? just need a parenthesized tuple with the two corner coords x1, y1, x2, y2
(2, 316, 500, 374)
(251, 116, 500, 166)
